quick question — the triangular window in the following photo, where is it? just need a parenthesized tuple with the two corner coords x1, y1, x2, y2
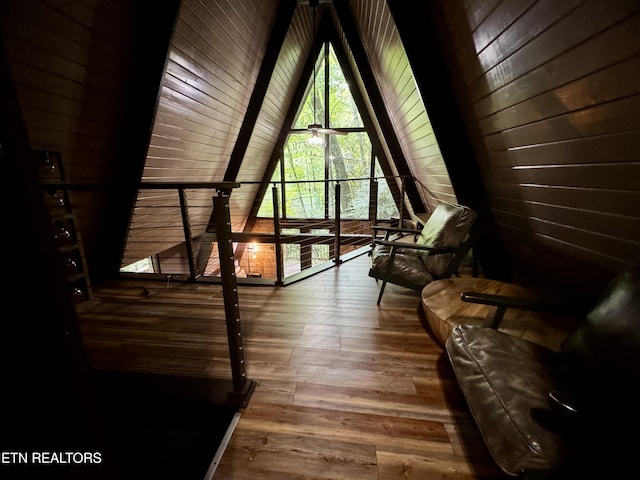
(293, 44, 363, 130)
(258, 41, 397, 221)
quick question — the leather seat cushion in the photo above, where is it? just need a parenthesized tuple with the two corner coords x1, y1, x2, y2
(370, 245, 434, 285)
(446, 325, 570, 475)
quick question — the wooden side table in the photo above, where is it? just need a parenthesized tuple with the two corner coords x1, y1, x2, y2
(421, 277, 579, 350)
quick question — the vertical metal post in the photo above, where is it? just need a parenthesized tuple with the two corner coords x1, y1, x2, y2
(178, 188, 199, 280)
(370, 180, 378, 248)
(334, 181, 341, 264)
(399, 176, 406, 228)
(300, 228, 312, 270)
(212, 188, 251, 395)
(272, 184, 284, 285)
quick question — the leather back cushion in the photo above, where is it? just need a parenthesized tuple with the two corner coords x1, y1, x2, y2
(561, 265, 640, 384)
(417, 203, 476, 277)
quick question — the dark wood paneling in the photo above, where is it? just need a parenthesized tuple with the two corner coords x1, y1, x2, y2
(0, 0, 175, 281)
(430, 0, 640, 301)
(126, 0, 282, 263)
(350, 0, 453, 212)
(489, 181, 639, 218)
(478, 56, 640, 134)
(0, 0, 134, 181)
(463, 0, 582, 100)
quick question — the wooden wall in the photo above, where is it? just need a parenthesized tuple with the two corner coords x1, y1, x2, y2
(349, 0, 455, 211)
(0, 0, 133, 278)
(123, 0, 300, 266)
(1, 33, 107, 472)
(0, 0, 179, 282)
(4, 0, 638, 300)
(427, 0, 640, 302)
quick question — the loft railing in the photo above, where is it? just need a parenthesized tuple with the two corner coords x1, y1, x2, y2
(41, 168, 415, 406)
(41, 175, 414, 403)
(119, 175, 415, 286)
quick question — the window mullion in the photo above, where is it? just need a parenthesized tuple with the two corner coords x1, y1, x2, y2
(324, 42, 330, 220)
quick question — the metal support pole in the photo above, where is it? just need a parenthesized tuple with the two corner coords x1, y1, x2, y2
(399, 176, 406, 228)
(370, 180, 378, 249)
(334, 182, 341, 264)
(272, 185, 284, 285)
(212, 188, 255, 401)
(178, 188, 199, 280)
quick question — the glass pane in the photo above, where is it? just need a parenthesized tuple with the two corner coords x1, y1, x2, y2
(257, 161, 282, 218)
(328, 44, 363, 128)
(293, 43, 363, 131)
(293, 55, 325, 130)
(269, 42, 377, 221)
(327, 133, 371, 219)
(283, 134, 325, 218)
(120, 257, 154, 273)
(375, 160, 399, 220)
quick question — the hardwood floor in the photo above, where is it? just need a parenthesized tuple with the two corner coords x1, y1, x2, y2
(78, 253, 506, 479)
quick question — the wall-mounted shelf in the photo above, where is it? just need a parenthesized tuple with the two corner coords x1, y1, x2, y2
(36, 150, 92, 307)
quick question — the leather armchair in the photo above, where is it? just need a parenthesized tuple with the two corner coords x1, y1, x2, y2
(445, 266, 640, 477)
(368, 203, 478, 304)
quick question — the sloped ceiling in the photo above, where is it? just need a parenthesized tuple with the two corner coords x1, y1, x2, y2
(0, 0, 458, 277)
(122, 0, 454, 266)
(3, 0, 638, 300)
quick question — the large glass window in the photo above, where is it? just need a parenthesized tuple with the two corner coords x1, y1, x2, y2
(258, 42, 398, 221)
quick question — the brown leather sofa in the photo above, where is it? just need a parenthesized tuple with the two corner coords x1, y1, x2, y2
(445, 266, 640, 478)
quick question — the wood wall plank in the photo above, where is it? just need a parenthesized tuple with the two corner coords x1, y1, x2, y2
(352, 0, 454, 212)
(432, 0, 640, 299)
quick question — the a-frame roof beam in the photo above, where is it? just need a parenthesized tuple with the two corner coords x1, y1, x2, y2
(244, 7, 330, 224)
(332, 0, 425, 214)
(324, 17, 406, 215)
(223, 0, 298, 182)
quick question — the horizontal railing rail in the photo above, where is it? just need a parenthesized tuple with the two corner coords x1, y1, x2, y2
(46, 175, 417, 286)
(42, 175, 416, 399)
(116, 175, 413, 286)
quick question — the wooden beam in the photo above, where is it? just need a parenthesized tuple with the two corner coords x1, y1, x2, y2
(325, 18, 407, 217)
(387, 0, 510, 280)
(332, 0, 425, 214)
(99, 1, 182, 283)
(224, 0, 298, 182)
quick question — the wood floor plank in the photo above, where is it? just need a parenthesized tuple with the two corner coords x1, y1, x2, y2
(290, 347, 439, 376)
(376, 449, 502, 479)
(293, 382, 455, 423)
(235, 403, 453, 454)
(216, 430, 378, 480)
(246, 379, 297, 406)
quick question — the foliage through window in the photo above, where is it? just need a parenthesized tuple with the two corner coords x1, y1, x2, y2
(258, 42, 398, 221)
